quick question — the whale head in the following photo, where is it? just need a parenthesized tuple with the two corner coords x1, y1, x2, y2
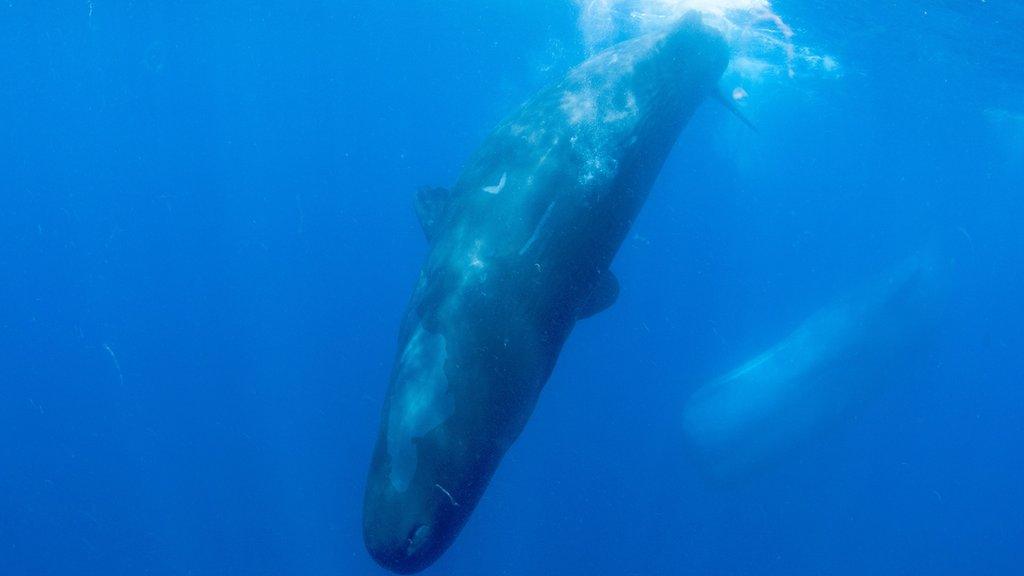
(362, 319, 471, 574)
(362, 471, 451, 574)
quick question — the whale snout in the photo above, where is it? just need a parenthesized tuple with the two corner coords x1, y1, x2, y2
(364, 520, 436, 574)
(407, 523, 432, 555)
(363, 475, 453, 574)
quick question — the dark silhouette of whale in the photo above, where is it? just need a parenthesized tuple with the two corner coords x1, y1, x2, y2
(363, 14, 729, 574)
(683, 253, 949, 481)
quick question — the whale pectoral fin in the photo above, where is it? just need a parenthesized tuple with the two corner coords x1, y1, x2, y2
(578, 271, 620, 320)
(415, 186, 451, 243)
(713, 89, 758, 133)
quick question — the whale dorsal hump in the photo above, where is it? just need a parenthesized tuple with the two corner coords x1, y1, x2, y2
(415, 186, 450, 243)
(578, 271, 619, 320)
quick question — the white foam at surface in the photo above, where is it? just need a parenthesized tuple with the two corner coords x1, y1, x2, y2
(573, 0, 839, 86)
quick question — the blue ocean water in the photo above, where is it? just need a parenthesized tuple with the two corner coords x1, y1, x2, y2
(1, 1, 1021, 575)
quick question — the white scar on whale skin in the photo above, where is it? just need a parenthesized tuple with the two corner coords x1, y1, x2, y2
(519, 201, 557, 256)
(434, 483, 459, 507)
(482, 172, 507, 195)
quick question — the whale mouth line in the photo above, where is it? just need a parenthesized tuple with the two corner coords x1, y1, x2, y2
(406, 524, 431, 557)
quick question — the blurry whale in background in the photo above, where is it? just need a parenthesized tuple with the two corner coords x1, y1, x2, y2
(683, 254, 950, 481)
(363, 14, 730, 574)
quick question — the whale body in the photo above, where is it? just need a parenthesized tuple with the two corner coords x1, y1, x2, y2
(363, 15, 729, 574)
(683, 254, 949, 481)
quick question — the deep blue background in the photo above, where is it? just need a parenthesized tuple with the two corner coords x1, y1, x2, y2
(2, 2, 1021, 574)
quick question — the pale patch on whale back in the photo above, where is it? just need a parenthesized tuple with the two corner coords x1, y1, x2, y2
(467, 239, 487, 272)
(483, 172, 507, 195)
(603, 91, 639, 123)
(561, 87, 600, 125)
(387, 325, 453, 492)
(580, 155, 618, 185)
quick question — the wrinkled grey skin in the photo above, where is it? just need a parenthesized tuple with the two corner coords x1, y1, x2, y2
(363, 15, 728, 574)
